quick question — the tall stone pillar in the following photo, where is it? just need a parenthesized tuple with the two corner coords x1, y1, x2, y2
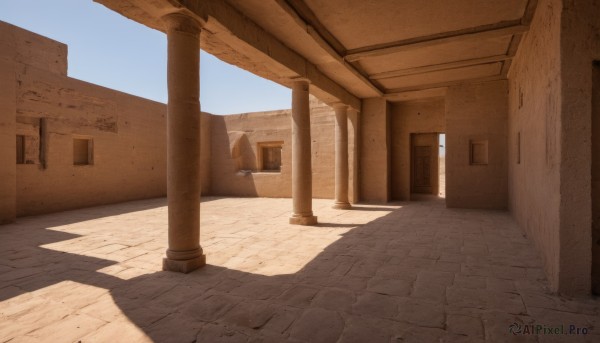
(162, 13, 206, 273)
(289, 79, 317, 225)
(333, 104, 351, 209)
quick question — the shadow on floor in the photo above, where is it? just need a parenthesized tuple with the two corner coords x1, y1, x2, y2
(1, 198, 599, 342)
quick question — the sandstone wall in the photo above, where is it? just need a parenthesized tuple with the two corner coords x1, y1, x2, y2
(0, 21, 67, 76)
(0, 21, 218, 218)
(14, 67, 170, 216)
(557, 0, 600, 294)
(0, 59, 17, 223)
(507, 0, 563, 292)
(390, 98, 445, 201)
(360, 98, 390, 202)
(446, 80, 508, 210)
(209, 100, 358, 201)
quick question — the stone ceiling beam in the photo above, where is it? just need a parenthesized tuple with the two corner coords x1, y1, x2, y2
(344, 22, 529, 63)
(385, 75, 503, 95)
(370, 54, 511, 80)
(274, 0, 384, 96)
(94, 0, 361, 111)
(180, 0, 362, 110)
(189, 0, 361, 110)
(384, 87, 447, 102)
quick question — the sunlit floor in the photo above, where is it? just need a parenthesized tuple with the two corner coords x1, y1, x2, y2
(1, 197, 599, 342)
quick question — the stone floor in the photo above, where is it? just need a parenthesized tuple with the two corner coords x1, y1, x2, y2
(0, 197, 599, 343)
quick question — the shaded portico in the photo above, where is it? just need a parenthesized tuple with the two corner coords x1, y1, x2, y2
(90, 0, 600, 297)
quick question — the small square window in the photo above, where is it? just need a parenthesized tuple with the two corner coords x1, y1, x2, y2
(16, 135, 25, 164)
(470, 140, 488, 165)
(73, 138, 93, 165)
(258, 142, 283, 172)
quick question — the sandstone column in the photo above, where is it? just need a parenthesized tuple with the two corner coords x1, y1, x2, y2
(289, 79, 317, 225)
(333, 104, 351, 209)
(162, 13, 205, 273)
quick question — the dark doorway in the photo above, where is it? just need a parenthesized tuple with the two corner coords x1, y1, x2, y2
(410, 133, 439, 195)
(592, 61, 600, 295)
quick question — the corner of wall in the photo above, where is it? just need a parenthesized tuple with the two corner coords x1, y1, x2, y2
(201, 112, 212, 195)
(555, 0, 600, 295)
(0, 60, 17, 224)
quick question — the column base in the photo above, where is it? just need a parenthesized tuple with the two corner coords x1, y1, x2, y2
(332, 202, 352, 210)
(162, 254, 206, 273)
(289, 214, 318, 225)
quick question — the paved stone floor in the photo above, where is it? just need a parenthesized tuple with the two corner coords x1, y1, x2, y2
(1, 197, 599, 343)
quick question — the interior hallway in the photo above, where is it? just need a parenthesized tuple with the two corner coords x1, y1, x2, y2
(0, 197, 598, 342)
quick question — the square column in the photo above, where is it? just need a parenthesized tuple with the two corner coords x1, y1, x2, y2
(289, 80, 317, 225)
(162, 12, 206, 273)
(332, 104, 351, 209)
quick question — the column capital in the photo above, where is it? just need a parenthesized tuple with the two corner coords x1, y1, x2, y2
(290, 77, 311, 86)
(162, 12, 202, 35)
(331, 102, 349, 111)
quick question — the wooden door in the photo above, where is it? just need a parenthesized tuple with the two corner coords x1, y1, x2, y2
(411, 133, 439, 194)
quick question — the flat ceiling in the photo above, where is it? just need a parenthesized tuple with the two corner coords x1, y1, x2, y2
(227, 0, 535, 96)
(94, 0, 537, 104)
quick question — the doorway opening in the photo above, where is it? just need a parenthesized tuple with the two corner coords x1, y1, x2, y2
(592, 61, 600, 294)
(409, 133, 445, 201)
(438, 133, 446, 198)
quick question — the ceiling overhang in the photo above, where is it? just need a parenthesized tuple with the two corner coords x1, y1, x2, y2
(94, 0, 538, 107)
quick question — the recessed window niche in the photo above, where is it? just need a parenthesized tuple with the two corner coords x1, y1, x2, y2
(258, 142, 283, 172)
(16, 135, 25, 164)
(469, 139, 488, 165)
(73, 137, 94, 166)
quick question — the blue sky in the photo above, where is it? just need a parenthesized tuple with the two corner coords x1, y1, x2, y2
(0, 0, 291, 114)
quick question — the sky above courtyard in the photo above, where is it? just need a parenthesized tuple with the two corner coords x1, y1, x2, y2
(0, 0, 291, 114)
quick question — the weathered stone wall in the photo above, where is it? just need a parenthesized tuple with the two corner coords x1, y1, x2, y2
(0, 22, 67, 76)
(446, 80, 508, 210)
(209, 99, 358, 201)
(390, 98, 445, 201)
(360, 98, 390, 202)
(507, 0, 563, 292)
(14, 68, 170, 216)
(557, 0, 600, 295)
(0, 21, 217, 218)
(0, 59, 17, 223)
(362, 90, 507, 207)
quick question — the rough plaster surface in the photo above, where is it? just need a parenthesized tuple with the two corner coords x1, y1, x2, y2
(446, 80, 508, 210)
(390, 99, 445, 201)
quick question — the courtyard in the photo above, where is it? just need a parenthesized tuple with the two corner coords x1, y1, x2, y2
(1, 197, 598, 342)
